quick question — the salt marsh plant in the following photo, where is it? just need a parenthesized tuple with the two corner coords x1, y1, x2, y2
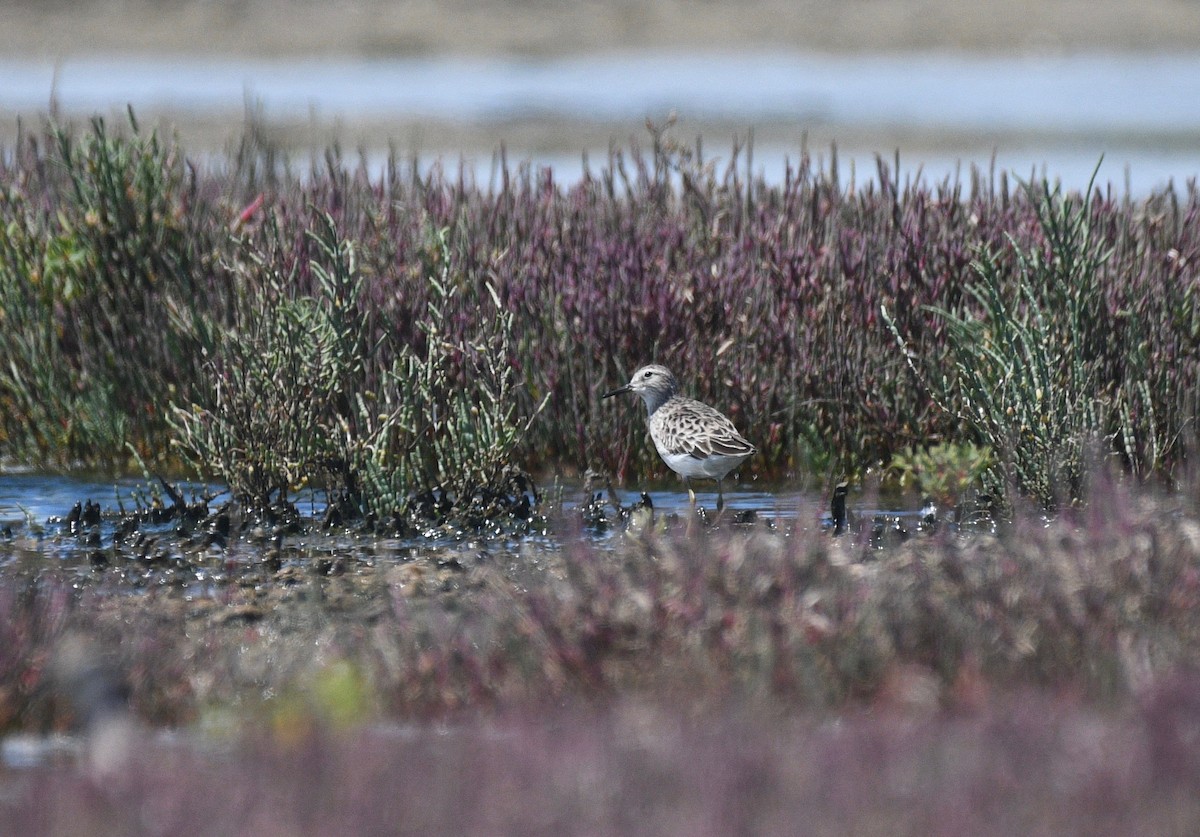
(348, 224, 545, 526)
(0, 113, 226, 467)
(888, 175, 1175, 507)
(171, 212, 539, 526)
(169, 212, 365, 509)
(3, 116, 1200, 491)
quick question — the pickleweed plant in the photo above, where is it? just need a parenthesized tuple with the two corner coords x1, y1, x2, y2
(170, 212, 363, 508)
(0, 113, 224, 467)
(352, 224, 547, 527)
(888, 172, 1159, 507)
(4, 119, 1200, 481)
(171, 212, 541, 528)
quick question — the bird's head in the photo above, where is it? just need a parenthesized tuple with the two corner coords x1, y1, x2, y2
(602, 364, 679, 413)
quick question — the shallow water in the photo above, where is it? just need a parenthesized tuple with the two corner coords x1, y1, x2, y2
(0, 472, 219, 531)
(0, 471, 814, 530)
(0, 471, 934, 556)
(0, 471, 831, 589)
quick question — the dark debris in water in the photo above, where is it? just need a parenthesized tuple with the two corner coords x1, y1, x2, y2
(823, 481, 997, 546)
(574, 473, 766, 535)
(0, 469, 999, 599)
(5, 468, 547, 587)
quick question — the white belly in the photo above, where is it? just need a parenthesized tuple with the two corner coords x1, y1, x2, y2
(656, 446, 750, 482)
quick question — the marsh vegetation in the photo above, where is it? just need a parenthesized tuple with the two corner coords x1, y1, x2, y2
(3, 113, 1200, 831)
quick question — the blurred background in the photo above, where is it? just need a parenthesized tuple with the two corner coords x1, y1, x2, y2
(1, 0, 1198, 191)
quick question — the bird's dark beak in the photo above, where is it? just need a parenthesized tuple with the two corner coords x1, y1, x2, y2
(601, 384, 631, 399)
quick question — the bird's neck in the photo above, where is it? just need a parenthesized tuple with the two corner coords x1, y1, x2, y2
(641, 390, 674, 416)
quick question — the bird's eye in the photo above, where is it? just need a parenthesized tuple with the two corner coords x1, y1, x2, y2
(643, 371, 653, 379)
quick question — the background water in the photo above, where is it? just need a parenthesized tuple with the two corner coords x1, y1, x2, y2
(2, 52, 1197, 192)
(3, 52, 1196, 130)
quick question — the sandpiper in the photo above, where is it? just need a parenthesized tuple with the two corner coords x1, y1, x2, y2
(602, 364, 755, 510)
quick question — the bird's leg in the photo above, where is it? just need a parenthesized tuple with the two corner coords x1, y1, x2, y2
(716, 480, 725, 512)
(686, 478, 696, 505)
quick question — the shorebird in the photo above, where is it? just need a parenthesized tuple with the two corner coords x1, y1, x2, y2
(602, 364, 755, 510)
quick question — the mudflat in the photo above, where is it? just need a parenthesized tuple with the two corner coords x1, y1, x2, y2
(1, 0, 1194, 58)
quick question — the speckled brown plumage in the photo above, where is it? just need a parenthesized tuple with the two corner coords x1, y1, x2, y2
(602, 364, 755, 508)
(648, 396, 755, 463)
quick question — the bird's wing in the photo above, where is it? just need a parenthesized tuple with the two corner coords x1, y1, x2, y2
(656, 398, 756, 460)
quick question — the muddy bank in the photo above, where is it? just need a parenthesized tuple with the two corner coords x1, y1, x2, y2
(2, 0, 1196, 59)
(1, 478, 1198, 731)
